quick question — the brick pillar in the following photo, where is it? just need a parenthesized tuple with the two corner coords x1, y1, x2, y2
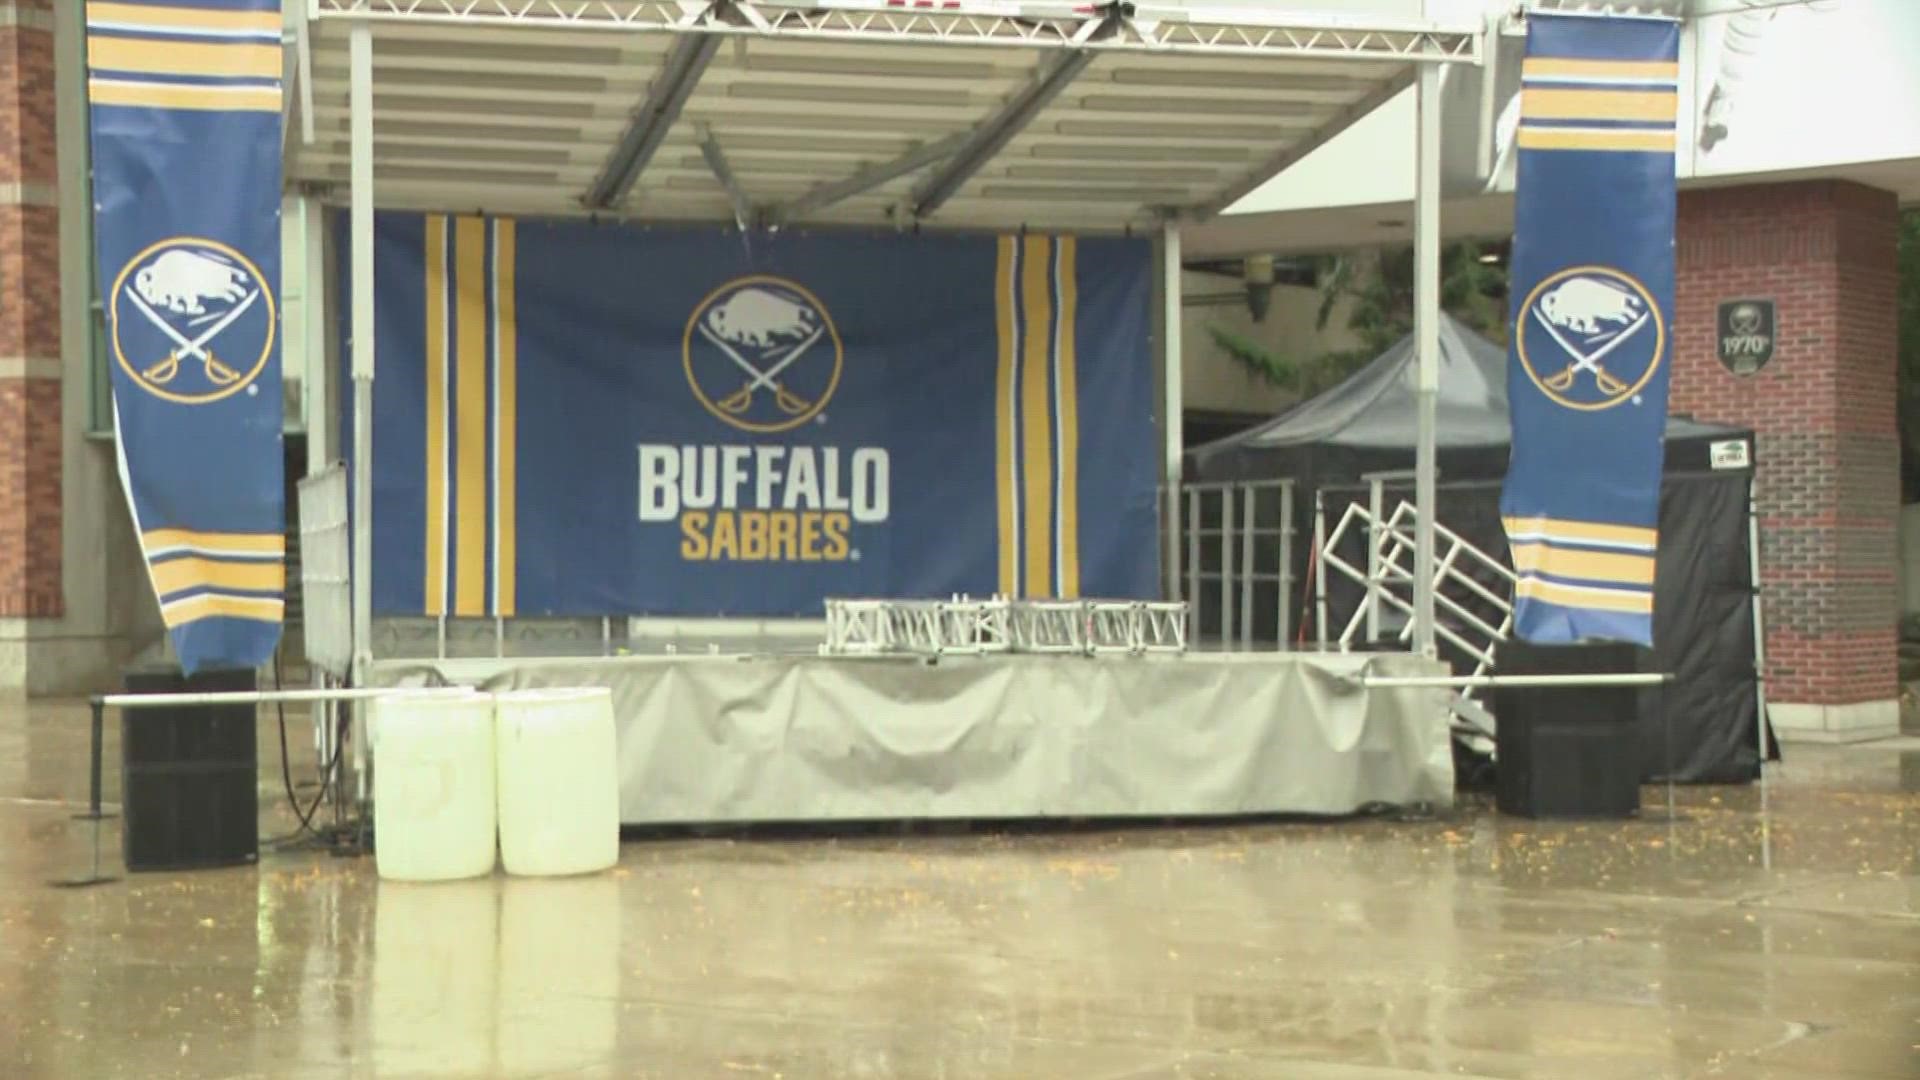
(1672, 179, 1900, 742)
(0, 0, 62, 623)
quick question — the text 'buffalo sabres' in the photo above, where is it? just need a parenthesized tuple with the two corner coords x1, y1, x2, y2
(660, 275, 890, 562)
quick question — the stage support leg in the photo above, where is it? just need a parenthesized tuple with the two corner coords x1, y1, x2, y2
(348, 23, 375, 807)
(1159, 222, 1183, 602)
(1748, 475, 1770, 777)
(1411, 63, 1442, 659)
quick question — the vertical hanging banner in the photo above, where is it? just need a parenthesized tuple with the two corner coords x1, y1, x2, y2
(1499, 13, 1678, 647)
(86, 1, 286, 672)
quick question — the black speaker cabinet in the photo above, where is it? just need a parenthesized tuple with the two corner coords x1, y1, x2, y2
(1492, 641, 1642, 819)
(121, 666, 259, 872)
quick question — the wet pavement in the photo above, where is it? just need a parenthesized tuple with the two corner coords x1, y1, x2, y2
(0, 697, 1913, 1079)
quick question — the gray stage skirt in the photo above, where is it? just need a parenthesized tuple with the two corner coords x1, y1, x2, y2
(373, 651, 1454, 823)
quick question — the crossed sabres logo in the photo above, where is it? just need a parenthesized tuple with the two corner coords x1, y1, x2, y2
(683, 275, 844, 433)
(1515, 265, 1665, 412)
(110, 238, 275, 405)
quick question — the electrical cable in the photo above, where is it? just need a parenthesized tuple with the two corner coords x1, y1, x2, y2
(267, 647, 344, 847)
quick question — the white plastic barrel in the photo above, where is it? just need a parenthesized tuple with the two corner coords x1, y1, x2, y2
(372, 689, 498, 882)
(494, 687, 620, 876)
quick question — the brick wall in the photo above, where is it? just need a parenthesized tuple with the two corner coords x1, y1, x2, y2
(1671, 180, 1900, 706)
(0, 3, 62, 619)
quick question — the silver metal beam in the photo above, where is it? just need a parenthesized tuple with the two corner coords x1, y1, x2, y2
(1361, 673, 1671, 690)
(912, 50, 1093, 219)
(697, 124, 753, 229)
(349, 23, 375, 694)
(1411, 62, 1441, 659)
(1159, 222, 1184, 602)
(584, 30, 721, 209)
(296, 14, 316, 146)
(772, 133, 964, 224)
(309, 1, 1484, 66)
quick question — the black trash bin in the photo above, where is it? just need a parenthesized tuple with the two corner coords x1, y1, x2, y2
(1492, 641, 1643, 819)
(121, 665, 259, 871)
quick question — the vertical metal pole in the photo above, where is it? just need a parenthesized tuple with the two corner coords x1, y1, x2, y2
(1278, 481, 1293, 649)
(1366, 476, 1384, 646)
(348, 24, 375, 816)
(1160, 224, 1184, 601)
(1747, 474, 1770, 776)
(1240, 485, 1254, 648)
(300, 197, 330, 469)
(1313, 492, 1328, 650)
(86, 699, 104, 820)
(1220, 490, 1234, 649)
(1412, 62, 1442, 659)
(1185, 489, 1200, 629)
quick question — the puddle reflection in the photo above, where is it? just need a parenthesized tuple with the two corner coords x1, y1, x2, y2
(370, 874, 620, 1077)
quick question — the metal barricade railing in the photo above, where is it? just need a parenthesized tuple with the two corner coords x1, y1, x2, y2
(1160, 479, 1294, 650)
(1316, 493, 1516, 743)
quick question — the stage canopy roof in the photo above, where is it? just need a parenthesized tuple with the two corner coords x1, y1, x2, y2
(292, 1, 1481, 233)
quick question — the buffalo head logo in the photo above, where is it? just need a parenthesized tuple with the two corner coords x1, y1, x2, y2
(683, 277, 843, 434)
(110, 238, 275, 405)
(1515, 266, 1665, 412)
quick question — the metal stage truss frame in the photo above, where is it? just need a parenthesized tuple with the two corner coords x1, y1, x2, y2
(293, 0, 1485, 698)
(823, 597, 1188, 657)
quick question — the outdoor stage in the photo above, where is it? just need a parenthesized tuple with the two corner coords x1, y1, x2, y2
(369, 651, 1454, 824)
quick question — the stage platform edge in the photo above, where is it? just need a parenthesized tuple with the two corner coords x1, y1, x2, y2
(368, 652, 1454, 824)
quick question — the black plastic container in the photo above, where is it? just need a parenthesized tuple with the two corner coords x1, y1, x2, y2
(121, 665, 259, 871)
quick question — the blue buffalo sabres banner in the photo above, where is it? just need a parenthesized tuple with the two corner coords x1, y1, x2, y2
(1499, 13, 1679, 647)
(344, 216, 1157, 618)
(86, 1, 285, 673)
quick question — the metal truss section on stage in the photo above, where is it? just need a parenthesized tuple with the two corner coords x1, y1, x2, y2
(293, 1, 1481, 231)
(824, 597, 1186, 657)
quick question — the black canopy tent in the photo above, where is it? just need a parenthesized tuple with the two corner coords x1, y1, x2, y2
(1185, 316, 1772, 783)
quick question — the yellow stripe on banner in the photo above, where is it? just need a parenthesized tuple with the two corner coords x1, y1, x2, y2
(453, 217, 488, 618)
(1522, 58, 1679, 81)
(1020, 235, 1055, 598)
(493, 219, 518, 618)
(1503, 516, 1658, 549)
(1517, 128, 1676, 153)
(87, 79, 280, 114)
(160, 593, 286, 629)
(1053, 237, 1080, 600)
(1509, 543, 1655, 587)
(87, 2, 283, 33)
(88, 38, 280, 80)
(1516, 578, 1653, 616)
(1522, 89, 1677, 123)
(142, 529, 284, 557)
(150, 557, 286, 598)
(423, 215, 450, 617)
(994, 236, 1018, 598)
